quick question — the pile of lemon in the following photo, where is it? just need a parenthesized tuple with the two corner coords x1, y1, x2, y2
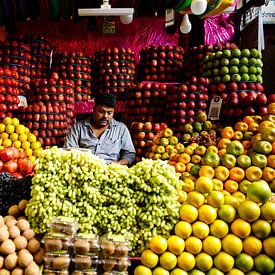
(0, 117, 43, 162)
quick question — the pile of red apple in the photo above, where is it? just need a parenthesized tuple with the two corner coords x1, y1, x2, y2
(24, 34, 53, 79)
(0, 147, 34, 178)
(0, 39, 31, 94)
(138, 45, 185, 82)
(27, 72, 75, 126)
(125, 82, 167, 123)
(0, 68, 20, 119)
(166, 76, 209, 130)
(18, 100, 68, 147)
(94, 47, 135, 99)
(52, 51, 92, 102)
(130, 121, 167, 163)
(209, 81, 269, 118)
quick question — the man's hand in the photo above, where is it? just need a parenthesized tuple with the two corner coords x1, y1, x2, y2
(112, 159, 129, 166)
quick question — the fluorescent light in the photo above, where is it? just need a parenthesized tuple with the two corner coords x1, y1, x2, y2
(78, 8, 134, 17)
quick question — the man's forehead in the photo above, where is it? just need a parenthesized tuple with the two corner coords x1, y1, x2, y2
(96, 105, 115, 111)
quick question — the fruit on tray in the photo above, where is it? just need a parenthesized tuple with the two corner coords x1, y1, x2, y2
(203, 48, 263, 84)
(0, 116, 42, 163)
(0, 200, 44, 273)
(25, 148, 183, 255)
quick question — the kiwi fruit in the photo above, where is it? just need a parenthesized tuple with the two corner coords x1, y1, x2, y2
(3, 216, 15, 223)
(44, 272, 56, 275)
(24, 261, 40, 275)
(8, 226, 20, 239)
(116, 258, 129, 272)
(18, 200, 29, 212)
(27, 238, 41, 254)
(34, 248, 45, 265)
(0, 240, 16, 255)
(74, 239, 90, 254)
(52, 256, 70, 270)
(45, 239, 63, 251)
(16, 219, 30, 232)
(11, 267, 24, 275)
(22, 229, 35, 240)
(102, 240, 115, 256)
(103, 258, 116, 271)
(8, 205, 20, 218)
(114, 243, 128, 257)
(0, 227, 9, 242)
(72, 272, 82, 275)
(102, 273, 112, 275)
(0, 216, 4, 227)
(18, 249, 33, 268)
(14, 236, 28, 250)
(5, 219, 17, 228)
(59, 271, 69, 275)
(75, 255, 92, 269)
(4, 254, 18, 270)
(0, 269, 10, 275)
(89, 239, 99, 253)
(0, 256, 4, 268)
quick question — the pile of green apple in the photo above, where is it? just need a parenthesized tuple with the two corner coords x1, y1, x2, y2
(203, 48, 263, 84)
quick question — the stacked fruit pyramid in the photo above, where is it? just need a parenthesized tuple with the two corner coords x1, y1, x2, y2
(135, 102, 275, 275)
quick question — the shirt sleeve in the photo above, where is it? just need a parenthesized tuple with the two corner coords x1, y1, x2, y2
(64, 123, 80, 148)
(120, 124, 136, 165)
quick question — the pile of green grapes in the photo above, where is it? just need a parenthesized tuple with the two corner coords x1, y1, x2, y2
(26, 147, 182, 255)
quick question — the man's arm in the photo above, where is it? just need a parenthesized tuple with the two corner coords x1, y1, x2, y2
(64, 123, 80, 148)
(119, 124, 136, 165)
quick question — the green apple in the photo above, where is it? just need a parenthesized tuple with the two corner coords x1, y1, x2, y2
(256, 67, 262, 75)
(222, 74, 231, 82)
(257, 59, 263, 67)
(193, 122, 202, 132)
(232, 49, 241, 57)
(221, 153, 237, 169)
(257, 75, 263, 83)
(223, 50, 231, 58)
(241, 49, 250, 57)
(230, 58, 240, 65)
(182, 133, 191, 142)
(209, 53, 216, 60)
(250, 48, 259, 58)
(220, 58, 230, 66)
(231, 74, 241, 81)
(240, 65, 249, 73)
(237, 155, 251, 169)
(240, 57, 249, 64)
(220, 66, 229, 75)
(213, 60, 220, 68)
(241, 73, 250, 81)
(249, 74, 257, 82)
(184, 124, 193, 134)
(214, 76, 221, 83)
(249, 66, 257, 74)
(216, 51, 223, 59)
(258, 51, 262, 59)
(203, 55, 209, 62)
(230, 66, 239, 74)
(251, 153, 267, 168)
(249, 58, 257, 65)
(207, 62, 213, 69)
(212, 68, 220, 76)
(203, 64, 208, 70)
(206, 70, 212, 77)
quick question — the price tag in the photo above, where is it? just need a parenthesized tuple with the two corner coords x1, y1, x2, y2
(208, 96, 222, 120)
(49, 50, 53, 69)
(103, 17, 116, 34)
(18, 95, 28, 107)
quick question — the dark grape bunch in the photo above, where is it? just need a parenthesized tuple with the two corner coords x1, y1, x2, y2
(190, 133, 217, 146)
(0, 173, 32, 215)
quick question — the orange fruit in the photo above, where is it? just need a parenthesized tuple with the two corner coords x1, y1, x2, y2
(210, 219, 229, 238)
(167, 235, 185, 255)
(202, 236, 221, 256)
(134, 265, 152, 275)
(267, 102, 275, 114)
(245, 166, 263, 181)
(199, 166, 215, 178)
(185, 236, 202, 254)
(247, 180, 272, 203)
(224, 194, 240, 209)
(252, 219, 271, 239)
(159, 251, 177, 270)
(179, 153, 191, 164)
(218, 204, 236, 223)
(243, 236, 262, 256)
(141, 250, 159, 268)
(235, 253, 254, 272)
(214, 251, 234, 272)
(207, 268, 224, 275)
(261, 201, 275, 220)
(195, 176, 213, 193)
(267, 155, 275, 168)
(177, 252, 195, 271)
(212, 178, 223, 191)
(221, 126, 234, 139)
(235, 122, 248, 132)
(218, 138, 231, 149)
(180, 204, 198, 223)
(187, 191, 205, 208)
(170, 268, 188, 275)
(232, 191, 246, 203)
(224, 179, 239, 193)
(229, 167, 245, 182)
(206, 191, 225, 208)
(222, 234, 243, 256)
(150, 236, 168, 254)
(192, 221, 209, 239)
(243, 116, 255, 124)
(237, 200, 261, 222)
(214, 166, 229, 181)
(263, 236, 275, 257)
(198, 204, 217, 224)
(195, 252, 213, 272)
(175, 221, 192, 239)
(230, 218, 251, 238)
(262, 167, 275, 182)
(254, 254, 275, 274)
(152, 267, 169, 275)
(175, 162, 186, 173)
(227, 268, 245, 275)
(182, 178, 195, 192)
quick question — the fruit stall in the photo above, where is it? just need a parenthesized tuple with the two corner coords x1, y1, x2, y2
(0, 1, 274, 275)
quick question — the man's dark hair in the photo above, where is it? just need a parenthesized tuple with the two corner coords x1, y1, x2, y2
(94, 92, 116, 108)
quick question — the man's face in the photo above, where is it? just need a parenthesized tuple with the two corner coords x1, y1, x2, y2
(93, 105, 114, 127)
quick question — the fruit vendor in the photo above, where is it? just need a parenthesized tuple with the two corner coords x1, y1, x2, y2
(64, 92, 136, 165)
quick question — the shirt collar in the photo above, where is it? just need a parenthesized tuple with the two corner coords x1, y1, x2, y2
(84, 117, 118, 128)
